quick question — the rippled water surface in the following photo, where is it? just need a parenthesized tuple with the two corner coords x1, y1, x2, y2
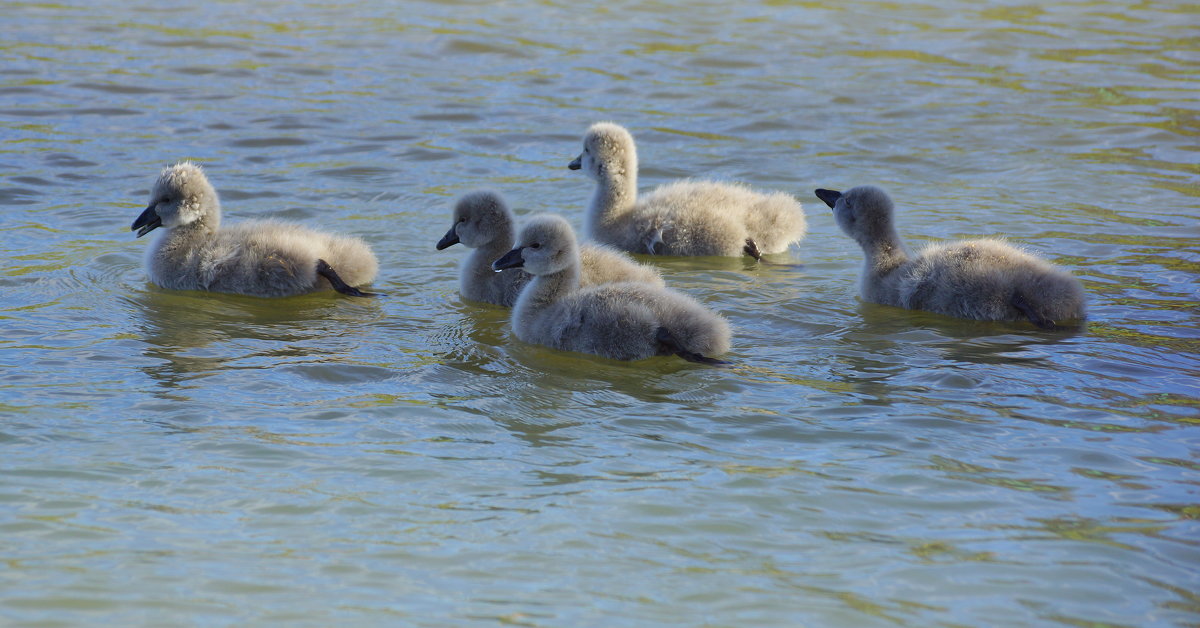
(2, 1, 1198, 625)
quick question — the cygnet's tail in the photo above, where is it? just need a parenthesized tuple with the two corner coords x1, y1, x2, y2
(655, 327, 730, 366)
(743, 192, 807, 254)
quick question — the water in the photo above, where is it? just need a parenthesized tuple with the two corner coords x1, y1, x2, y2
(1, 0, 1198, 625)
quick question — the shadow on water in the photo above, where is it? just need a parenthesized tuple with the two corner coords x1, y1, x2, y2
(631, 252, 786, 274)
(420, 298, 743, 449)
(121, 288, 379, 392)
(423, 298, 513, 374)
(848, 301, 1085, 363)
(416, 300, 588, 448)
(822, 301, 1089, 413)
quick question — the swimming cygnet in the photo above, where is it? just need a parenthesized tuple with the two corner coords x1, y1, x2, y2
(492, 214, 731, 364)
(436, 190, 663, 307)
(568, 122, 806, 260)
(815, 185, 1085, 327)
(131, 162, 378, 297)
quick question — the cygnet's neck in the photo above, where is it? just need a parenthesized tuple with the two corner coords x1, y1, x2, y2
(513, 253, 582, 326)
(467, 234, 515, 280)
(586, 163, 638, 239)
(860, 228, 910, 278)
(159, 213, 219, 248)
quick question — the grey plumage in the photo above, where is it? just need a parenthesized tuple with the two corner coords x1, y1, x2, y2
(492, 214, 731, 363)
(817, 185, 1086, 327)
(436, 190, 663, 307)
(131, 162, 378, 297)
(569, 122, 806, 258)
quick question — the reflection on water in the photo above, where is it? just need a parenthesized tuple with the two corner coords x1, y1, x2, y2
(1, 0, 1198, 626)
(124, 289, 361, 391)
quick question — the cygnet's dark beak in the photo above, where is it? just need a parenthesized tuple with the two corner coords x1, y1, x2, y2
(568, 155, 582, 170)
(131, 203, 162, 238)
(814, 189, 842, 209)
(492, 247, 525, 271)
(436, 224, 460, 250)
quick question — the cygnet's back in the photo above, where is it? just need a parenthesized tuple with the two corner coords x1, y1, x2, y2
(569, 122, 806, 260)
(132, 162, 377, 297)
(436, 190, 662, 307)
(578, 244, 663, 287)
(817, 185, 1085, 327)
(493, 214, 730, 363)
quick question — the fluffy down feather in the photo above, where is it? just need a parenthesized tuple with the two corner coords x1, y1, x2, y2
(497, 214, 731, 362)
(436, 190, 662, 307)
(817, 185, 1085, 325)
(570, 122, 806, 258)
(133, 162, 377, 297)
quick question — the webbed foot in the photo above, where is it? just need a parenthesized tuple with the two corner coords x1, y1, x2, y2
(655, 327, 731, 366)
(646, 229, 665, 256)
(1011, 292, 1053, 329)
(743, 238, 764, 262)
(317, 259, 380, 297)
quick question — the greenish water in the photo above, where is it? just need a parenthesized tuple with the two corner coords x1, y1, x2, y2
(2, 1, 1198, 626)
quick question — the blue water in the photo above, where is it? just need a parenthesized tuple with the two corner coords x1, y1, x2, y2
(1, 0, 1198, 625)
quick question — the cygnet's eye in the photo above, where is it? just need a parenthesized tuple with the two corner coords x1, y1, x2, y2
(529, 242, 541, 249)
(458, 217, 467, 223)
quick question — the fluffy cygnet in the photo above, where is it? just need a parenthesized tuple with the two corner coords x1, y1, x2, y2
(436, 190, 662, 307)
(816, 185, 1085, 327)
(492, 214, 731, 364)
(131, 162, 378, 297)
(568, 122, 806, 260)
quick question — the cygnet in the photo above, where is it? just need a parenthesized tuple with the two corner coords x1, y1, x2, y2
(492, 214, 731, 364)
(436, 190, 663, 307)
(569, 122, 806, 260)
(131, 162, 378, 297)
(816, 185, 1085, 327)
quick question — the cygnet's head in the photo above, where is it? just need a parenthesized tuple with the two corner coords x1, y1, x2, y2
(132, 162, 219, 237)
(436, 190, 514, 250)
(492, 214, 578, 276)
(815, 185, 896, 246)
(567, 122, 636, 181)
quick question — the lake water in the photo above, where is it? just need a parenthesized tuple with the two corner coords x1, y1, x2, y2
(2, 0, 1198, 625)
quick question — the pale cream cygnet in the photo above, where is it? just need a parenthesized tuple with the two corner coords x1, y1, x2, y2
(569, 122, 806, 260)
(131, 162, 378, 297)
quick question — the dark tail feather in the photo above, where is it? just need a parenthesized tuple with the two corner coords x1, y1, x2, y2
(655, 327, 731, 366)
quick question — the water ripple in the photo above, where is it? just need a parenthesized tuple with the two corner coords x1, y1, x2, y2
(0, 0, 1196, 626)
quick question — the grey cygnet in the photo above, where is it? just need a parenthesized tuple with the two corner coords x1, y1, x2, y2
(436, 190, 662, 307)
(817, 185, 1085, 327)
(493, 214, 731, 364)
